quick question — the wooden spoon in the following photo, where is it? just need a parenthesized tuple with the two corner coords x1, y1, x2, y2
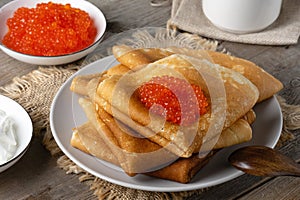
(228, 145, 300, 177)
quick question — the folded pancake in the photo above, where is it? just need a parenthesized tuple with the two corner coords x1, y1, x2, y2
(165, 47, 283, 102)
(70, 71, 256, 180)
(146, 151, 216, 183)
(71, 124, 217, 183)
(70, 73, 103, 96)
(95, 54, 259, 157)
(106, 64, 131, 76)
(70, 74, 255, 174)
(71, 76, 185, 159)
(67, 44, 284, 183)
(70, 108, 254, 181)
(200, 118, 252, 152)
(71, 122, 119, 166)
(207, 50, 283, 102)
(78, 97, 180, 175)
(112, 45, 283, 102)
(71, 97, 254, 181)
(71, 115, 254, 160)
(70, 64, 131, 96)
(71, 76, 185, 162)
(112, 45, 173, 70)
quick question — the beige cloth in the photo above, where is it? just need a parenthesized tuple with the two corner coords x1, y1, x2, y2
(168, 0, 300, 45)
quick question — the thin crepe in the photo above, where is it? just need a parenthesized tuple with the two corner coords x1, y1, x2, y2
(71, 97, 254, 181)
(78, 97, 177, 175)
(70, 74, 255, 176)
(113, 45, 283, 102)
(71, 125, 217, 183)
(95, 54, 259, 157)
(68, 44, 284, 181)
(166, 47, 283, 102)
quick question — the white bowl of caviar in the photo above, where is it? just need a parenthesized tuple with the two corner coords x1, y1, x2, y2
(0, 0, 106, 65)
(0, 94, 33, 173)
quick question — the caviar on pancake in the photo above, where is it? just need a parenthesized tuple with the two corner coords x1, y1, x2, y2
(138, 75, 209, 126)
(2, 2, 97, 56)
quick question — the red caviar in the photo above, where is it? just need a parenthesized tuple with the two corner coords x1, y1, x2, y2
(138, 76, 209, 126)
(2, 2, 97, 56)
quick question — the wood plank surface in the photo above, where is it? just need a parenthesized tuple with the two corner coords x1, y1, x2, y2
(0, 0, 299, 200)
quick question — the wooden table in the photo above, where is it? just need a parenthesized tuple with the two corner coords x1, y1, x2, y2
(0, 0, 299, 199)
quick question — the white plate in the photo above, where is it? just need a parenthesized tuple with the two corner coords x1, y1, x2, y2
(0, 94, 33, 173)
(50, 56, 282, 192)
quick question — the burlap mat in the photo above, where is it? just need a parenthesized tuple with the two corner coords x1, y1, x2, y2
(0, 28, 299, 200)
(168, 0, 300, 45)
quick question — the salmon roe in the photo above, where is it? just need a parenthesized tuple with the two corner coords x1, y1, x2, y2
(2, 2, 97, 56)
(138, 76, 209, 126)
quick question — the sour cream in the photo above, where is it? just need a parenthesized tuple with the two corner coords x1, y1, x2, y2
(0, 110, 18, 165)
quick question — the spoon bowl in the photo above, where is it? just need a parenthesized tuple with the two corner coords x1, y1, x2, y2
(228, 145, 300, 177)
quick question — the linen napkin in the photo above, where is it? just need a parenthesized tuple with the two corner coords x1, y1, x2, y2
(168, 0, 300, 45)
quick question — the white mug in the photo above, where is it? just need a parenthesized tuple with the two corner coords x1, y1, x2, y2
(202, 0, 282, 34)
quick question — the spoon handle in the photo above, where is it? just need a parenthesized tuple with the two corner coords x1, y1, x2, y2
(285, 164, 300, 177)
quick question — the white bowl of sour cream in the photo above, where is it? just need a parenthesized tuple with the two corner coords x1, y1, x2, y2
(0, 94, 33, 173)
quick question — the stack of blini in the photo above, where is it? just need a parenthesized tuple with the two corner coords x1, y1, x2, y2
(69, 45, 283, 183)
